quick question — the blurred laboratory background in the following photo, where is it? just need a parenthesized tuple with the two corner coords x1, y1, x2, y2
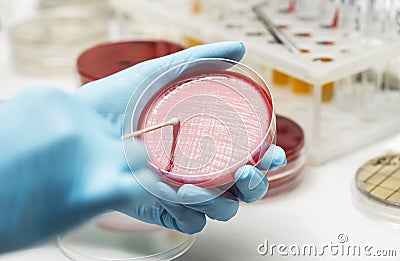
(1, 0, 400, 260)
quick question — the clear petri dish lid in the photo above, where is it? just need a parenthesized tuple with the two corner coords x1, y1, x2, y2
(38, 0, 110, 9)
(77, 40, 185, 84)
(123, 58, 276, 190)
(353, 153, 400, 227)
(10, 10, 109, 74)
(58, 212, 195, 260)
(11, 11, 108, 49)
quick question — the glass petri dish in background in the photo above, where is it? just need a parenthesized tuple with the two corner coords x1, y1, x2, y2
(58, 212, 195, 260)
(124, 58, 276, 189)
(38, 0, 110, 9)
(263, 115, 306, 197)
(10, 9, 109, 75)
(77, 40, 185, 85)
(353, 153, 400, 227)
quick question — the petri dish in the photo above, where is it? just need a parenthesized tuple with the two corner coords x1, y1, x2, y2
(10, 9, 109, 75)
(353, 154, 400, 227)
(263, 115, 306, 197)
(124, 58, 276, 188)
(38, 0, 109, 9)
(77, 40, 185, 84)
(274, 115, 305, 161)
(59, 40, 192, 260)
(58, 212, 195, 260)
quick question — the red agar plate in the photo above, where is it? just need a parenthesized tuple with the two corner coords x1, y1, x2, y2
(128, 59, 276, 188)
(274, 115, 304, 161)
(77, 40, 184, 84)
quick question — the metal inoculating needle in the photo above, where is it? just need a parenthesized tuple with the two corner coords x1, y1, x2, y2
(252, 3, 300, 54)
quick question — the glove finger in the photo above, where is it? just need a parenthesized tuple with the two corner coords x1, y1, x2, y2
(230, 165, 268, 203)
(256, 144, 287, 171)
(157, 183, 206, 234)
(177, 184, 239, 222)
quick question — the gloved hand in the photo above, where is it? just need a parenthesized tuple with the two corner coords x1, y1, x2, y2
(75, 41, 287, 231)
(0, 88, 141, 253)
(0, 87, 285, 254)
(117, 144, 286, 234)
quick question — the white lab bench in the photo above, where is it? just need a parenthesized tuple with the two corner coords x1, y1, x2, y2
(1, 21, 400, 261)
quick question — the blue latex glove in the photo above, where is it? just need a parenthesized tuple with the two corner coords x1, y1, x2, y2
(0, 88, 145, 253)
(75, 41, 287, 230)
(0, 42, 285, 254)
(0, 90, 284, 253)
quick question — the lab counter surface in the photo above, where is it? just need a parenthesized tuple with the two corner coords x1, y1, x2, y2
(1, 37, 400, 261)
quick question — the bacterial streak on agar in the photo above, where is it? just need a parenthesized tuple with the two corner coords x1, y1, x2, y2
(167, 119, 181, 172)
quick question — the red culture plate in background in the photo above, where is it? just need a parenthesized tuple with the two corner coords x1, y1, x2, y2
(77, 40, 184, 84)
(263, 115, 306, 197)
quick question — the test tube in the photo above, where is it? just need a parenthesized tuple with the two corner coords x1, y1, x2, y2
(320, 0, 340, 28)
(268, 0, 296, 13)
(363, 0, 388, 41)
(356, 68, 382, 120)
(291, 78, 312, 94)
(335, 76, 356, 111)
(191, 0, 202, 13)
(338, 0, 360, 37)
(185, 37, 206, 47)
(382, 56, 400, 110)
(389, 0, 400, 38)
(272, 70, 291, 86)
(296, 0, 322, 21)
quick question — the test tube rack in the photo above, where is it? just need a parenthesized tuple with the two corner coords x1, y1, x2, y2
(112, 0, 400, 165)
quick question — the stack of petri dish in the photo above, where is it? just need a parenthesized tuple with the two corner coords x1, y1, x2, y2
(263, 115, 306, 197)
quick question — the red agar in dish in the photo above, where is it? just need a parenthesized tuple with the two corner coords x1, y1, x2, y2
(139, 70, 274, 186)
(77, 40, 184, 84)
(274, 115, 304, 161)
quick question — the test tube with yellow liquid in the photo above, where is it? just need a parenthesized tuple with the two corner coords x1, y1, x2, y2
(272, 70, 290, 86)
(185, 36, 206, 47)
(291, 77, 334, 102)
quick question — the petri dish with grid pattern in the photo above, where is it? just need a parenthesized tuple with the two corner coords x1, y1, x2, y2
(354, 153, 400, 226)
